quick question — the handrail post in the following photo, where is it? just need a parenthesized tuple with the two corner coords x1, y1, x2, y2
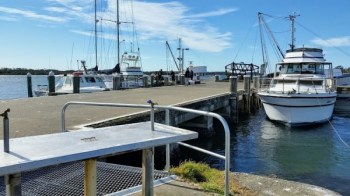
(1, 108, 10, 153)
(147, 100, 156, 131)
(165, 109, 170, 171)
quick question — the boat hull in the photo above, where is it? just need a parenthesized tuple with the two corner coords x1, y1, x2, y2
(258, 92, 337, 126)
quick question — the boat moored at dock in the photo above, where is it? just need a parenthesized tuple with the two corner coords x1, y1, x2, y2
(34, 72, 109, 96)
(257, 13, 337, 126)
(258, 48, 337, 126)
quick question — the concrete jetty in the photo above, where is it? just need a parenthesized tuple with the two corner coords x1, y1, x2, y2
(0, 78, 340, 195)
(0, 80, 239, 139)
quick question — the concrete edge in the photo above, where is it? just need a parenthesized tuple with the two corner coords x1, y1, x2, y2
(106, 175, 177, 196)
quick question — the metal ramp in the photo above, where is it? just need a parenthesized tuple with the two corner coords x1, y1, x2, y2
(0, 161, 170, 196)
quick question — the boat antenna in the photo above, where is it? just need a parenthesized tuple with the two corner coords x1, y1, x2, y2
(288, 12, 300, 51)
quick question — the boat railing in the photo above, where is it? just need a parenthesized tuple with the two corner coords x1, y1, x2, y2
(61, 101, 231, 195)
(259, 77, 337, 94)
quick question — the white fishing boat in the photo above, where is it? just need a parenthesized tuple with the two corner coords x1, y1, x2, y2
(34, 62, 108, 96)
(258, 13, 337, 126)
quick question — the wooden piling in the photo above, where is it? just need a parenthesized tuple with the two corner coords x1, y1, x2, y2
(253, 76, 259, 90)
(229, 76, 238, 120)
(5, 173, 22, 196)
(27, 73, 33, 98)
(243, 75, 251, 113)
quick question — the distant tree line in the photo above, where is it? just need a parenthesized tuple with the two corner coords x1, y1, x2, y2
(335, 65, 350, 73)
(0, 68, 74, 75)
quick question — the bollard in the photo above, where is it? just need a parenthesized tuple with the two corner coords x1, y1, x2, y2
(155, 75, 159, 86)
(113, 75, 121, 90)
(150, 74, 155, 87)
(1, 108, 10, 153)
(27, 72, 33, 97)
(73, 72, 80, 93)
(48, 71, 55, 94)
(143, 76, 149, 87)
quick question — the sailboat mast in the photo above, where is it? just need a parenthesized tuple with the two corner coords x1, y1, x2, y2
(117, 0, 120, 66)
(94, 0, 98, 67)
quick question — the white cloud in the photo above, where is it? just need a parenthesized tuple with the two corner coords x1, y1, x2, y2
(44, 6, 69, 13)
(188, 8, 238, 18)
(128, 1, 233, 52)
(2, 0, 234, 53)
(311, 36, 350, 47)
(0, 6, 67, 22)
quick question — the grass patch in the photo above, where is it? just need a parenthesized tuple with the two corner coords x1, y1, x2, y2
(170, 161, 256, 195)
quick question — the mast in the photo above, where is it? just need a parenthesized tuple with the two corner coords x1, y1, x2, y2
(94, 0, 98, 67)
(178, 38, 182, 73)
(289, 13, 300, 51)
(117, 0, 120, 66)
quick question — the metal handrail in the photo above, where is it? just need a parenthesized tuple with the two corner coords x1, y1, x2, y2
(61, 101, 231, 196)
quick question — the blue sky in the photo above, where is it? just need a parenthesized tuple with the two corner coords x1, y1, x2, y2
(1, 0, 350, 72)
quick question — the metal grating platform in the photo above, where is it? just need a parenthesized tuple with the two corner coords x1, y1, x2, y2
(0, 161, 170, 196)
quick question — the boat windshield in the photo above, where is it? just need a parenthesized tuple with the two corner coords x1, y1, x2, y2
(279, 63, 327, 75)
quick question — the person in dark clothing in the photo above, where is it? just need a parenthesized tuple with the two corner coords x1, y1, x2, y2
(185, 68, 190, 86)
(190, 69, 194, 81)
(170, 70, 175, 83)
(116, 63, 120, 74)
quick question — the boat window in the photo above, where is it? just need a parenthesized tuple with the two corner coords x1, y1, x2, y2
(301, 64, 316, 74)
(272, 79, 296, 84)
(85, 77, 96, 83)
(80, 77, 84, 83)
(315, 64, 324, 74)
(299, 80, 323, 86)
(96, 77, 103, 82)
(281, 64, 302, 74)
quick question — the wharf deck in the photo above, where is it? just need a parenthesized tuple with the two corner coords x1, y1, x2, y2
(0, 80, 239, 139)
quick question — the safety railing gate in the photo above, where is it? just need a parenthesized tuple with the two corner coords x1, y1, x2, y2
(61, 101, 231, 195)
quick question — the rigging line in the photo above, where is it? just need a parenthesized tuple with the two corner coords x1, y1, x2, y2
(251, 24, 259, 64)
(233, 20, 256, 62)
(311, 80, 350, 149)
(130, 0, 142, 68)
(296, 21, 350, 58)
(259, 12, 286, 20)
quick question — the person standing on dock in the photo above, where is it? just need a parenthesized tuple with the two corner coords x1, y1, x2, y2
(185, 68, 190, 86)
(170, 70, 175, 84)
(190, 69, 194, 81)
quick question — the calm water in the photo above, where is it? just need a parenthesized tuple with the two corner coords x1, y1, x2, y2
(0, 75, 47, 100)
(180, 110, 350, 195)
(1, 75, 350, 194)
